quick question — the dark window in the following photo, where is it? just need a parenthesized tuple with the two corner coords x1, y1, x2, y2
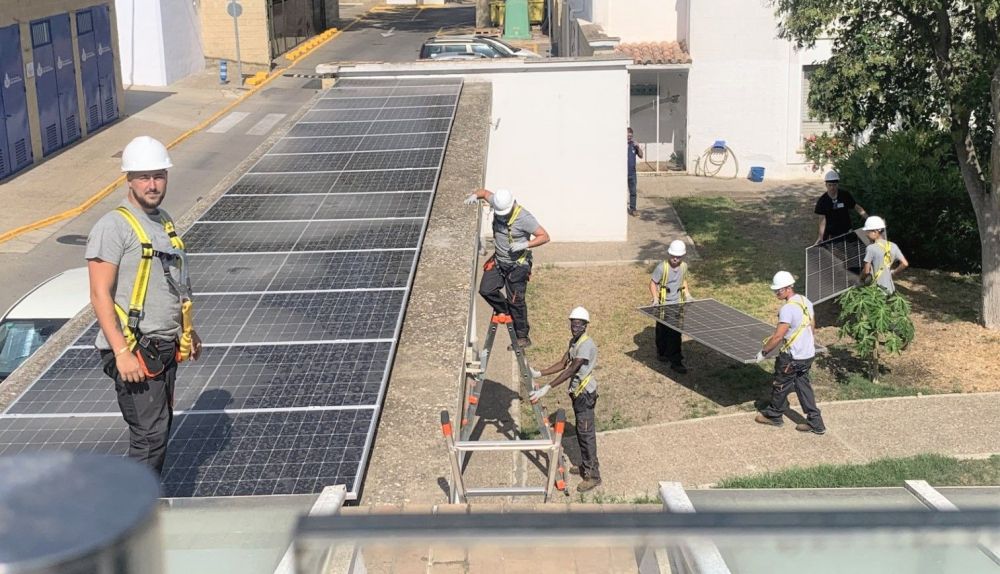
(472, 44, 500, 58)
(77, 11, 94, 35)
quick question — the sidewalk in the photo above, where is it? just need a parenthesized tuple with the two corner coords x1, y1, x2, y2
(0, 1, 378, 254)
(596, 392, 1000, 497)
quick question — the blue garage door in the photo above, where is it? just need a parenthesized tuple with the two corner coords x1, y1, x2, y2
(31, 14, 81, 156)
(0, 24, 33, 179)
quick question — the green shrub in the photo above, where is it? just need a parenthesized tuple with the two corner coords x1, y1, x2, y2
(837, 285, 915, 383)
(836, 129, 980, 272)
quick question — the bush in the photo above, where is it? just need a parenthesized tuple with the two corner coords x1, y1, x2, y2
(836, 129, 980, 272)
(803, 131, 851, 172)
(837, 285, 915, 383)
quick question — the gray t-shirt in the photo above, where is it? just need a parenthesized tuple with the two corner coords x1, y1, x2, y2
(864, 240, 903, 294)
(777, 294, 815, 360)
(568, 334, 598, 394)
(492, 205, 539, 266)
(651, 261, 686, 304)
(85, 200, 184, 349)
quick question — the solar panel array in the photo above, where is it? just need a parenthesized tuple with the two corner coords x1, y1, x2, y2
(637, 299, 825, 364)
(0, 77, 462, 499)
(805, 229, 870, 304)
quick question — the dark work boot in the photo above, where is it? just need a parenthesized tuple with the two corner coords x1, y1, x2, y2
(755, 413, 784, 427)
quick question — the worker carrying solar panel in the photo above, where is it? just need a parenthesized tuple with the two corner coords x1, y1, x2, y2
(465, 188, 550, 348)
(754, 271, 827, 435)
(814, 170, 869, 244)
(86, 135, 203, 477)
(859, 216, 909, 295)
(649, 239, 693, 373)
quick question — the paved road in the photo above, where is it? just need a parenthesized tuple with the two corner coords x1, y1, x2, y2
(0, 3, 474, 316)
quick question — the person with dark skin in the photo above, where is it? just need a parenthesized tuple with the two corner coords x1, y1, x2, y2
(627, 127, 643, 216)
(529, 307, 601, 492)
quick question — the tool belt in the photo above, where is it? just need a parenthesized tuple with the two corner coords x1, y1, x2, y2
(112, 207, 195, 364)
(134, 337, 177, 378)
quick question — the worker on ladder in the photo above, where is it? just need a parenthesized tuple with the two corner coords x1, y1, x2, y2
(529, 307, 602, 493)
(465, 188, 550, 348)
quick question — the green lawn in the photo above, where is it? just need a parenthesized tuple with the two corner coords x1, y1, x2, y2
(716, 454, 1000, 488)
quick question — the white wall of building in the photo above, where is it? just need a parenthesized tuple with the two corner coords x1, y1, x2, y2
(593, 0, 679, 43)
(478, 65, 629, 242)
(686, 0, 831, 179)
(115, 0, 203, 86)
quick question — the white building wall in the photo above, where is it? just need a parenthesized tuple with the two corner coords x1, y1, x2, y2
(159, 0, 204, 84)
(115, 0, 203, 86)
(480, 66, 629, 241)
(686, 0, 831, 179)
(594, 0, 678, 43)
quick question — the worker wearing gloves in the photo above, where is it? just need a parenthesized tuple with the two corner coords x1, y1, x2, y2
(858, 216, 908, 295)
(754, 271, 826, 435)
(649, 239, 692, 372)
(529, 307, 601, 492)
(465, 188, 550, 348)
(87, 136, 202, 476)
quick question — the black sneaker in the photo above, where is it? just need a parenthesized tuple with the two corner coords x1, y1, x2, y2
(754, 413, 784, 427)
(628, 209, 639, 217)
(671, 362, 688, 374)
(796, 423, 826, 435)
(577, 478, 602, 492)
(515, 337, 532, 349)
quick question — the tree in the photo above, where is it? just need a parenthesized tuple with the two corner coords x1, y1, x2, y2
(772, 1, 1000, 329)
(837, 286, 916, 383)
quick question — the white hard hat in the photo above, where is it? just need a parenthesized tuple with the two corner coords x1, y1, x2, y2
(824, 170, 840, 182)
(863, 215, 886, 231)
(121, 136, 172, 172)
(769, 271, 795, 290)
(491, 189, 514, 216)
(568, 306, 590, 322)
(667, 240, 687, 257)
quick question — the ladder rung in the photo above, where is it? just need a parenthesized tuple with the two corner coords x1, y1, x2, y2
(465, 486, 547, 497)
(454, 439, 553, 451)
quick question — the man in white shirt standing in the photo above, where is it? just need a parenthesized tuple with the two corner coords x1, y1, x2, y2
(754, 271, 826, 435)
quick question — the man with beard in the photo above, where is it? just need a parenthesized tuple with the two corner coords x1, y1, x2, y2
(86, 135, 202, 476)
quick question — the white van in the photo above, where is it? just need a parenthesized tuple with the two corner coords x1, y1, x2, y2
(0, 267, 91, 382)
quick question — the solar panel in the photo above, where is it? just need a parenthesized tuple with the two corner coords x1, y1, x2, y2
(805, 230, 870, 304)
(191, 250, 417, 293)
(637, 299, 826, 364)
(1, 77, 460, 500)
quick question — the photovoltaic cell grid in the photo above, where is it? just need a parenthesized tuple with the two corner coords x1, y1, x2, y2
(0, 77, 462, 499)
(805, 230, 871, 304)
(637, 299, 826, 364)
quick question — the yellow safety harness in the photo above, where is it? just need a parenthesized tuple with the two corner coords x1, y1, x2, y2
(568, 333, 593, 398)
(506, 205, 528, 265)
(780, 295, 812, 354)
(113, 207, 196, 362)
(872, 240, 893, 282)
(658, 261, 688, 304)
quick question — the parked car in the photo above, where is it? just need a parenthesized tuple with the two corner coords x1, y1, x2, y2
(419, 35, 541, 60)
(0, 267, 91, 382)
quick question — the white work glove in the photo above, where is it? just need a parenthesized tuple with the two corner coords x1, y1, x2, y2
(651, 298, 659, 306)
(529, 384, 551, 403)
(530, 367, 542, 378)
(755, 350, 766, 362)
(510, 240, 529, 252)
(463, 194, 479, 205)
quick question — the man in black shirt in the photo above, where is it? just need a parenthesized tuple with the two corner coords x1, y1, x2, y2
(814, 169, 868, 243)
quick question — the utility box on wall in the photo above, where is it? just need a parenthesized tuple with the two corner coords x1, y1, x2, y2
(31, 13, 82, 156)
(0, 24, 33, 179)
(76, 4, 119, 131)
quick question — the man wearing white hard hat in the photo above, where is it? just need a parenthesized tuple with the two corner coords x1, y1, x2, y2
(814, 169, 868, 244)
(529, 306, 602, 492)
(649, 239, 693, 372)
(754, 271, 826, 435)
(465, 188, 550, 348)
(86, 135, 202, 476)
(859, 216, 908, 295)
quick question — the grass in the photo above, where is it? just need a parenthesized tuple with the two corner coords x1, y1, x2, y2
(597, 408, 632, 431)
(683, 397, 720, 419)
(828, 372, 933, 401)
(575, 491, 661, 504)
(716, 454, 1000, 488)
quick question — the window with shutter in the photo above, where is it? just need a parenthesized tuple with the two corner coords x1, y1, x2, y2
(801, 66, 834, 142)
